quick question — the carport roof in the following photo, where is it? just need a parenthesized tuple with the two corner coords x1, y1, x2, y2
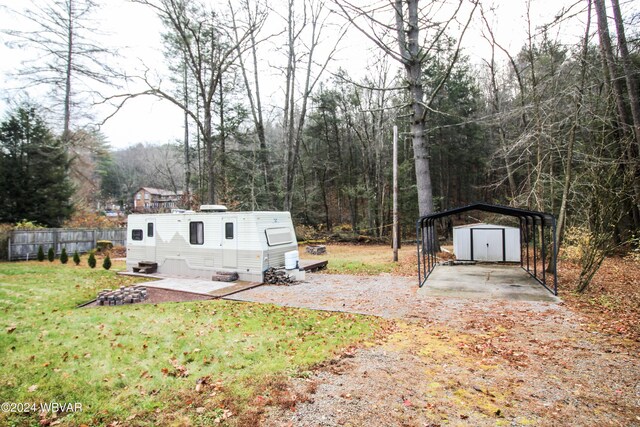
(418, 202, 554, 226)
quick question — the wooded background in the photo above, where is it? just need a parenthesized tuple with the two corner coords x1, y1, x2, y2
(1, 0, 639, 271)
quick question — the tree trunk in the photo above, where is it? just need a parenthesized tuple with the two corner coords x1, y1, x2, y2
(610, 0, 640, 150)
(611, 0, 640, 219)
(555, 0, 592, 251)
(204, 107, 215, 204)
(182, 57, 190, 206)
(231, 0, 275, 208)
(397, 0, 433, 216)
(594, 0, 640, 225)
(219, 70, 226, 199)
(594, 0, 631, 136)
(63, 0, 73, 142)
(249, 17, 274, 208)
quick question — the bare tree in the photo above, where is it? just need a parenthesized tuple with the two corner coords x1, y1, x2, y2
(594, 0, 640, 224)
(555, 0, 593, 250)
(279, 0, 346, 211)
(2, 0, 119, 141)
(230, 0, 276, 208)
(610, 0, 640, 148)
(610, 0, 640, 218)
(102, 0, 254, 204)
(480, 9, 517, 200)
(336, 0, 477, 217)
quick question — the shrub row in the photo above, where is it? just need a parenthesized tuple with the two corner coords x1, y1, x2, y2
(35, 245, 111, 270)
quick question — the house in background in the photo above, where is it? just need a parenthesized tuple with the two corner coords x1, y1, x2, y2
(133, 187, 183, 212)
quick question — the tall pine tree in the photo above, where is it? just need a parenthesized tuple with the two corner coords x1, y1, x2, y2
(0, 106, 74, 227)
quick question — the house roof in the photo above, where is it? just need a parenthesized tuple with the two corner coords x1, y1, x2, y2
(136, 187, 183, 197)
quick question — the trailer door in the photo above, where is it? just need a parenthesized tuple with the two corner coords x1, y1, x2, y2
(144, 218, 156, 261)
(222, 217, 237, 268)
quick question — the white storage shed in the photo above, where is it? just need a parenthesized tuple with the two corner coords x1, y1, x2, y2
(453, 223, 520, 262)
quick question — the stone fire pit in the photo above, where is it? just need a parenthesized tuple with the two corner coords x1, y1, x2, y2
(97, 286, 148, 306)
(306, 245, 327, 255)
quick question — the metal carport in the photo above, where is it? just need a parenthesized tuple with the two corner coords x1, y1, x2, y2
(416, 203, 557, 295)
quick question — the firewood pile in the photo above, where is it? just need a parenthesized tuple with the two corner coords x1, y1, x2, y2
(263, 268, 296, 285)
(306, 245, 327, 255)
(97, 286, 148, 306)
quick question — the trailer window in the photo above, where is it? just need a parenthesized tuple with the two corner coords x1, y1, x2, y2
(190, 221, 204, 245)
(225, 222, 234, 239)
(132, 229, 143, 241)
(265, 227, 292, 246)
(147, 222, 154, 237)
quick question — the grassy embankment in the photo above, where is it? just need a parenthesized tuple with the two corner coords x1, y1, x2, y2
(300, 243, 418, 276)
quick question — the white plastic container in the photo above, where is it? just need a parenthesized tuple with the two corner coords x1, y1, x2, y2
(284, 250, 300, 269)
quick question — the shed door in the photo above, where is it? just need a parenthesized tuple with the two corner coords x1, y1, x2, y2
(144, 218, 156, 261)
(222, 217, 237, 268)
(471, 229, 504, 262)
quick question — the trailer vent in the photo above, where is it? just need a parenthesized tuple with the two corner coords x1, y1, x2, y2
(199, 204, 228, 212)
(265, 227, 292, 246)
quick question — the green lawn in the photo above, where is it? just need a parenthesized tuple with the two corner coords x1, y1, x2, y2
(0, 261, 381, 426)
(300, 244, 417, 276)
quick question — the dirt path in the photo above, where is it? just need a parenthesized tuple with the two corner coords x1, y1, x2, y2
(230, 274, 640, 426)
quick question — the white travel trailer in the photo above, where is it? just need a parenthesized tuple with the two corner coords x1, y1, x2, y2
(126, 205, 302, 282)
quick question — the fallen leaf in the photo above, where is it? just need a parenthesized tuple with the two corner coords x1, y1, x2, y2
(195, 376, 210, 393)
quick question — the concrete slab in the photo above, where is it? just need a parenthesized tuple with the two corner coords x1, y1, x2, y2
(418, 264, 560, 302)
(117, 271, 257, 297)
(144, 277, 239, 295)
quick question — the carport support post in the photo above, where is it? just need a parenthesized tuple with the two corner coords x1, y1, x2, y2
(425, 220, 431, 272)
(392, 125, 398, 262)
(533, 218, 538, 280)
(430, 219, 437, 270)
(416, 220, 422, 286)
(540, 216, 546, 286)
(525, 216, 530, 273)
(552, 217, 558, 295)
(519, 217, 524, 268)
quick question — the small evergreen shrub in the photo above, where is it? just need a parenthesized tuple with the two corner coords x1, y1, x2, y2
(88, 252, 96, 269)
(60, 248, 68, 264)
(47, 247, 55, 262)
(37, 246, 45, 262)
(73, 250, 80, 265)
(103, 255, 112, 270)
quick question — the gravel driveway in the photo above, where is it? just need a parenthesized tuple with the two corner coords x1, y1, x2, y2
(229, 273, 640, 426)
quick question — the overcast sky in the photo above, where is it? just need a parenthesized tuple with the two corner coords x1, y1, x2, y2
(0, 0, 591, 150)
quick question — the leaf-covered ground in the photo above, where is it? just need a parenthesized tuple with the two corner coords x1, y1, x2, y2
(303, 244, 640, 342)
(0, 261, 382, 426)
(559, 256, 640, 342)
(252, 274, 640, 426)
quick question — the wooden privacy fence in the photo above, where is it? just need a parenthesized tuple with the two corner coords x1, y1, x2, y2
(7, 228, 127, 261)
